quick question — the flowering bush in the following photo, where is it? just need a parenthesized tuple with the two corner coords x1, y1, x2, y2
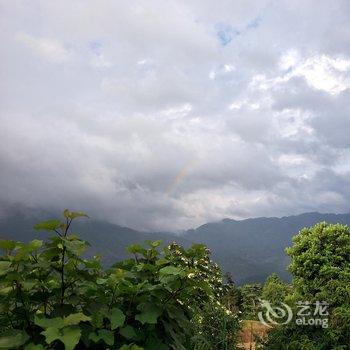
(0, 210, 239, 349)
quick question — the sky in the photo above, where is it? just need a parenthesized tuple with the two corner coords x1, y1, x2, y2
(1, 0, 350, 231)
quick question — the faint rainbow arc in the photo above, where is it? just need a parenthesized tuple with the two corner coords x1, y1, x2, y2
(166, 161, 195, 195)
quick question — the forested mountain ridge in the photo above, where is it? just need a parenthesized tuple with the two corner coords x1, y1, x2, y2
(0, 208, 190, 267)
(1, 208, 350, 283)
(184, 212, 350, 283)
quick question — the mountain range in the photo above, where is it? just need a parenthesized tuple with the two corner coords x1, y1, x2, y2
(1, 208, 350, 284)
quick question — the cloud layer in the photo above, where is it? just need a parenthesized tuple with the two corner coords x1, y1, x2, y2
(1, 0, 350, 230)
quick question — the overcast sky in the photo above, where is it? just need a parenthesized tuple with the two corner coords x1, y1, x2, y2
(1, 1, 350, 231)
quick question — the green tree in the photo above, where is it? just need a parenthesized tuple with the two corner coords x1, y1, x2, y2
(221, 273, 242, 315)
(261, 273, 290, 305)
(238, 283, 262, 320)
(287, 222, 350, 306)
(263, 222, 350, 349)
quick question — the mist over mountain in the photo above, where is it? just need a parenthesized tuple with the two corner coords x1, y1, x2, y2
(184, 212, 350, 283)
(0, 207, 191, 267)
(1, 208, 350, 284)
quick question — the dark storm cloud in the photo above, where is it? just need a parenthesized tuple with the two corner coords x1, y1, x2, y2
(1, 0, 350, 230)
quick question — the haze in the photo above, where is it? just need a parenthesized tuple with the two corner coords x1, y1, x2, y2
(1, 1, 350, 231)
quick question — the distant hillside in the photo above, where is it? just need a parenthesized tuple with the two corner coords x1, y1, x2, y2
(184, 212, 350, 283)
(0, 209, 190, 266)
(1, 209, 350, 284)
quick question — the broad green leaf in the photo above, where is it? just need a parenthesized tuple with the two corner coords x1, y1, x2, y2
(113, 268, 126, 278)
(96, 278, 108, 285)
(22, 281, 36, 291)
(64, 313, 91, 326)
(0, 287, 12, 295)
(12, 241, 42, 259)
(64, 239, 87, 255)
(0, 261, 11, 276)
(41, 327, 60, 344)
(155, 258, 169, 266)
(34, 220, 60, 231)
(27, 239, 43, 251)
(110, 308, 125, 330)
(0, 240, 16, 251)
(119, 325, 137, 340)
(127, 244, 146, 255)
(119, 345, 144, 350)
(0, 330, 29, 349)
(89, 332, 99, 343)
(24, 343, 45, 350)
(89, 330, 114, 346)
(63, 209, 89, 220)
(84, 259, 101, 269)
(98, 329, 114, 346)
(34, 312, 91, 329)
(159, 266, 182, 276)
(35, 315, 65, 329)
(146, 240, 162, 248)
(91, 311, 104, 328)
(60, 327, 81, 350)
(135, 304, 162, 324)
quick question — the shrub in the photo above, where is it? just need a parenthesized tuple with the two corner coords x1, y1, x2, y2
(0, 210, 238, 349)
(262, 222, 350, 349)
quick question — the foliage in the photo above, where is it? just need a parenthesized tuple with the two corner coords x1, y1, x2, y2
(258, 321, 327, 350)
(221, 273, 242, 315)
(261, 273, 290, 305)
(0, 210, 239, 349)
(191, 300, 239, 350)
(286, 222, 350, 304)
(238, 283, 262, 320)
(157, 243, 240, 349)
(262, 222, 350, 349)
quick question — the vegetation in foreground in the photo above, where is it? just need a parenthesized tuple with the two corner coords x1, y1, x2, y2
(261, 222, 350, 350)
(0, 210, 238, 349)
(0, 210, 349, 349)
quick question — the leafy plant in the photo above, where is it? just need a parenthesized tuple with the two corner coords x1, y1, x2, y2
(191, 300, 239, 350)
(0, 210, 238, 349)
(262, 222, 350, 349)
(238, 283, 262, 320)
(261, 273, 291, 305)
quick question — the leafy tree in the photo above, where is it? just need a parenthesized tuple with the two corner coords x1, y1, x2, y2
(263, 222, 350, 349)
(162, 244, 240, 349)
(0, 210, 239, 349)
(238, 283, 262, 320)
(287, 222, 350, 305)
(221, 272, 242, 315)
(191, 300, 238, 350)
(261, 273, 290, 305)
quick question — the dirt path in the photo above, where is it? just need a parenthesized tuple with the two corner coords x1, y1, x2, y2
(237, 320, 270, 349)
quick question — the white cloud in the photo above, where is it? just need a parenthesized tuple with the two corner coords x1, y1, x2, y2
(279, 49, 300, 70)
(252, 53, 350, 95)
(15, 32, 71, 63)
(1, 0, 350, 230)
(90, 54, 112, 68)
(294, 55, 350, 94)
